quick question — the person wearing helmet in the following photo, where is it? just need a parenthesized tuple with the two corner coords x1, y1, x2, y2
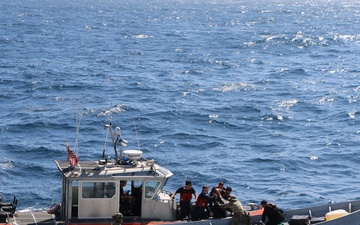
(216, 195, 250, 225)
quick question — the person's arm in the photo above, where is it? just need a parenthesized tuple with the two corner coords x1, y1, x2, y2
(261, 207, 267, 223)
(217, 202, 229, 210)
(217, 188, 223, 196)
(206, 204, 214, 217)
(192, 188, 197, 200)
(171, 188, 180, 198)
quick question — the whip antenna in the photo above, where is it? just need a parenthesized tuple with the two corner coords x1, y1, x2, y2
(74, 98, 82, 156)
(133, 119, 141, 150)
(102, 126, 110, 159)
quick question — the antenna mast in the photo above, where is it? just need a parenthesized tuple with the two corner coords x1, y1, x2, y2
(74, 99, 82, 156)
(133, 119, 141, 150)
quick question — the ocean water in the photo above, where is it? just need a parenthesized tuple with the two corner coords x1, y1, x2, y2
(1, 0, 360, 212)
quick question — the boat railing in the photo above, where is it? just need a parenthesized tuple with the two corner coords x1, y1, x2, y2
(0, 194, 18, 218)
(0, 193, 4, 203)
(161, 190, 173, 196)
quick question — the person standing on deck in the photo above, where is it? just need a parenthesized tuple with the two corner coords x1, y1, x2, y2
(171, 181, 197, 220)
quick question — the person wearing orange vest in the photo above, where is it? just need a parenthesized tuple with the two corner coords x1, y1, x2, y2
(191, 185, 215, 221)
(171, 181, 197, 220)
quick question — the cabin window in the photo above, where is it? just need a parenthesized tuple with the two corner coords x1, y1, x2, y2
(144, 181, 160, 198)
(81, 182, 116, 198)
(112, 171, 158, 177)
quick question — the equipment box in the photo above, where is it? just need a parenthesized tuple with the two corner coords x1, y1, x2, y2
(289, 215, 310, 225)
(310, 217, 325, 224)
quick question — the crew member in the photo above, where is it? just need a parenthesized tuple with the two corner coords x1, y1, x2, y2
(216, 195, 250, 225)
(171, 181, 197, 220)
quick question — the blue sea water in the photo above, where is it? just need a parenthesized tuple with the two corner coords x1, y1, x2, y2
(1, 0, 360, 212)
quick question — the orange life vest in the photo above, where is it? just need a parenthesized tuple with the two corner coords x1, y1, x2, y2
(180, 191, 193, 202)
(196, 196, 209, 208)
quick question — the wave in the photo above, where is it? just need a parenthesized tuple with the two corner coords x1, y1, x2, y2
(132, 34, 154, 39)
(212, 82, 258, 92)
(97, 104, 128, 117)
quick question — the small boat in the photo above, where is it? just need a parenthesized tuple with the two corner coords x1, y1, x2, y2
(2, 123, 360, 225)
(251, 200, 360, 225)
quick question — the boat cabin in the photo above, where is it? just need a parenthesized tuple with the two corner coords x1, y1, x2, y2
(55, 148, 177, 223)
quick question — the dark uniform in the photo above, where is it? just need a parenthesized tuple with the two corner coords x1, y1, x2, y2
(260, 200, 285, 225)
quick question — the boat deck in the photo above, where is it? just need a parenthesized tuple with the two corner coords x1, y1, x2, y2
(8, 212, 173, 225)
(8, 212, 292, 225)
(9, 211, 62, 225)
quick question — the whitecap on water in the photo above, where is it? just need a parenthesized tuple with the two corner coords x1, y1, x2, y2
(97, 104, 126, 116)
(318, 96, 334, 105)
(347, 110, 356, 119)
(132, 34, 153, 39)
(0, 161, 14, 169)
(276, 99, 298, 108)
(213, 82, 256, 92)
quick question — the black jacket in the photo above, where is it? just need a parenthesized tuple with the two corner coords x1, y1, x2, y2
(261, 203, 283, 223)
